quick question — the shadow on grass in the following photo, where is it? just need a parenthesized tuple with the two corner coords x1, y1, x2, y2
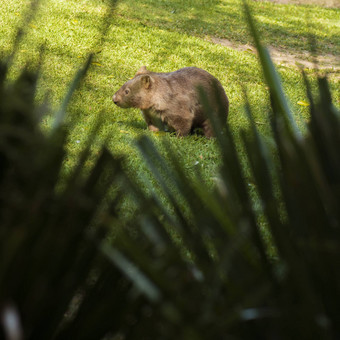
(116, 0, 340, 57)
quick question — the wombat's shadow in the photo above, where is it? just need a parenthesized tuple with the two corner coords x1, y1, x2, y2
(125, 120, 205, 137)
(125, 120, 147, 130)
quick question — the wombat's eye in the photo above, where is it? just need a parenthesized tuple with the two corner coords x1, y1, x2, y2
(124, 89, 130, 95)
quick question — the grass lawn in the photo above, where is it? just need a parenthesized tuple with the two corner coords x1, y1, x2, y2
(0, 0, 339, 215)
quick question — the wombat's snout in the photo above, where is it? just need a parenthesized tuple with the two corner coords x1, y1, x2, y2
(112, 94, 118, 105)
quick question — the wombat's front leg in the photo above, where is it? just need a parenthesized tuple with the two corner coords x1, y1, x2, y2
(141, 109, 160, 132)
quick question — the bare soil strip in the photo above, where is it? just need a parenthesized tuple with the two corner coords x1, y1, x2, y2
(209, 36, 340, 73)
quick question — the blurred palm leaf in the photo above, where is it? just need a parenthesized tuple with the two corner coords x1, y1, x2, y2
(0, 57, 146, 339)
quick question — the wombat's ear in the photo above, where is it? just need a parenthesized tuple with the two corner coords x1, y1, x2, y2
(141, 75, 151, 89)
(136, 66, 149, 76)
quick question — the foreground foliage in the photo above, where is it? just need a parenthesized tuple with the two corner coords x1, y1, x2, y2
(1, 3, 340, 340)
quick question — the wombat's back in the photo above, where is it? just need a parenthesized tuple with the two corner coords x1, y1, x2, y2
(155, 67, 229, 117)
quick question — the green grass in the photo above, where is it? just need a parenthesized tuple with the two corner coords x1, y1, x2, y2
(0, 0, 339, 215)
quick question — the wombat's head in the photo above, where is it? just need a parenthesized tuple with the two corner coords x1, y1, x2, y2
(112, 66, 153, 110)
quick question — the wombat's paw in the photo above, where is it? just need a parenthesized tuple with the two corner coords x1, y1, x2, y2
(148, 125, 160, 132)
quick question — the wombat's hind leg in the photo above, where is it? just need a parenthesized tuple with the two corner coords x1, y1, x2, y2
(171, 118, 192, 137)
(202, 119, 214, 138)
(176, 128, 191, 137)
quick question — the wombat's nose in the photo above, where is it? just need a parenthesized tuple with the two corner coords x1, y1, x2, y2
(112, 95, 118, 105)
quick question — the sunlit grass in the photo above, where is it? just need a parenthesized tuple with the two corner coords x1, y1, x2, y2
(0, 0, 338, 214)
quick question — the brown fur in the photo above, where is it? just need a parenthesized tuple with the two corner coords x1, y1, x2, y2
(112, 66, 229, 137)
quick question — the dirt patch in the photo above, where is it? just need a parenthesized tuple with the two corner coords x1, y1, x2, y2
(209, 36, 340, 72)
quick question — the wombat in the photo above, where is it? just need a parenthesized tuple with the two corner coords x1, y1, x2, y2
(112, 66, 229, 137)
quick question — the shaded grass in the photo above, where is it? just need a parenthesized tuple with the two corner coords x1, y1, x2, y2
(0, 0, 338, 216)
